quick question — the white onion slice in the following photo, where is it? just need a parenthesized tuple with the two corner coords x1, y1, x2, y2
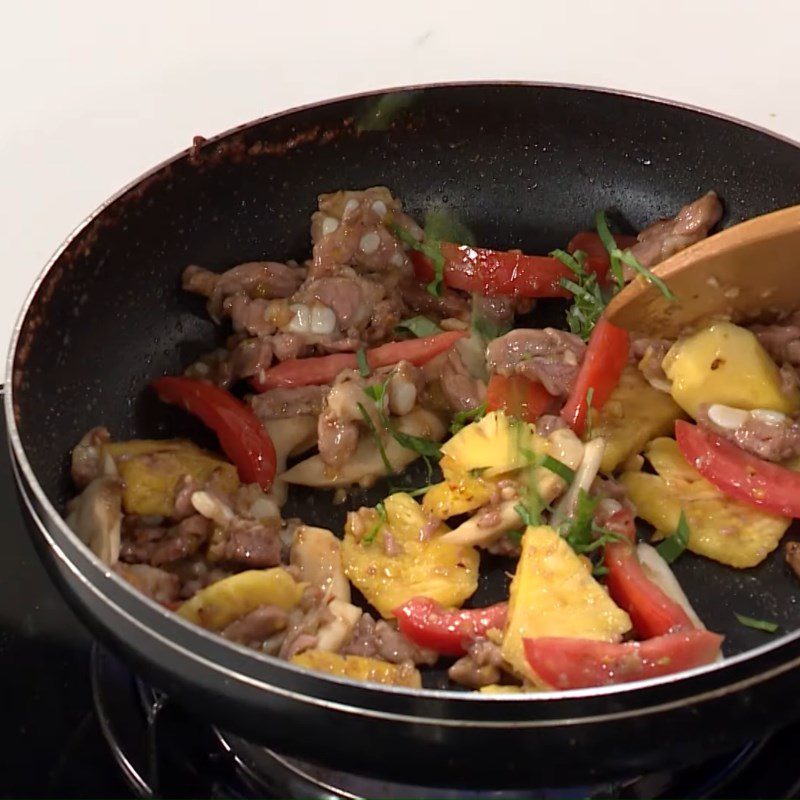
(636, 542, 706, 631)
(550, 438, 605, 530)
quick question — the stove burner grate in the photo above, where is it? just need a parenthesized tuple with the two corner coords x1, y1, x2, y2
(90, 646, 795, 799)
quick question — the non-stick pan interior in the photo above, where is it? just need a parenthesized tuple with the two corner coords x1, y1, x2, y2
(11, 84, 800, 665)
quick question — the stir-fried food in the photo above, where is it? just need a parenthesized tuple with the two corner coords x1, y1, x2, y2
(66, 186, 796, 692)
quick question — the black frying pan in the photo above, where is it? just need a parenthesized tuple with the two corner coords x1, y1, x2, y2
(8, 83, 800, 789)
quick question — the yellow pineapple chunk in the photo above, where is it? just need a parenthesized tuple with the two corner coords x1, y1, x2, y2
(590, 366, 684, 473)
(177, 567, 304, 631)
(663, 321, 800, 417)
(341, 492, 479, 619)
(440, 410, 541, 477)
(502, 525, 631, 686)
(103, 439, 238, 517)
(621, 437, 790, 568)
(422, 472, 495, 519)
(291, 650, 421, 688)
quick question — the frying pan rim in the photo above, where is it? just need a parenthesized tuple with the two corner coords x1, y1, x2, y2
(6, 80, 800, 707)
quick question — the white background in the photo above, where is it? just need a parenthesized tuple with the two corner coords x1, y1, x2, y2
(2, 0, 799, 358)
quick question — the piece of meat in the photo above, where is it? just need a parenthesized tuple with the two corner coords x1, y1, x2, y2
(184, 347, 236, 388)
(148, 514, 211, 567)
(316, 372, 376, 468)
(183, 261, 303, 303)
(172, 475, 201, 520)
(296, 271, 386, 331)
(365, 298, 404, 344)
(271, 332, 312, 362)
(341, 613, 438, 666)
(278, 586, 333, 659)
(631, 337, 673, 389)
(536, 414, 568, 437)
(119, 517, 168, 564)
(377, 359, 424, 416)
(166, 557, 232, 600)
(696, 405, 800, 463)
(471, 294, 515, 336)
(438, 348, 486, 412)
(448, 638, 507, 689)
(751, 320, 800, 367)
(781, 364, 800, 397)
(229, 337, 274, 380)
(311, 187, 418, 279)
(222, 293, 278, 338)
(249, 386, 327, 420)
(317, 412, 360, 469)
(400, 278, 471, 321)
(484, 533, 522, 558)
(113, 562, 181, 605)
(220, 604, 289, 648)
(71, 426, 111, 489)
(486, 328, 586, 397)
(207, 517, 282, 568)
(786, 541, 800, 580)
(628, 191, 723, 270)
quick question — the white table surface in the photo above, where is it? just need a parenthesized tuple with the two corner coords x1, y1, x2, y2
(3, 0, 799, 359)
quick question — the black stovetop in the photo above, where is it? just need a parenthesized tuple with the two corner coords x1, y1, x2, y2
(4, 409, 800, 799)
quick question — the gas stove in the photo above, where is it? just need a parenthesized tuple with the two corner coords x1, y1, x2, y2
(4, 410, 800, 799)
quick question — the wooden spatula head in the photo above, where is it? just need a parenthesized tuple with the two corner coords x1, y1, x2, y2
(605, 205, 800, 338)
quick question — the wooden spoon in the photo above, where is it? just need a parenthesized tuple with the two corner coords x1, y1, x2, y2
(604, 204, 800, 337)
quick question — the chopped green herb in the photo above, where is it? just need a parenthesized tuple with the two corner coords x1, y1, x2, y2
(550, 247, 585, 276)
(388, 428, 442, 460)
(450, 402, 487, 434)
(594, 210, 676, 302)
(362, 502, 387, 544)
(540, 455, 576, 484)
(471, 308, 511, 342)
(594, 210, 626, 290)
(511, 419, 544, 527)
(405, 485, 433, 498)
(423, 210, 476, 247)
(363, 373, 441, 478)
(552, 248, 606, 341)
(585, 387, 595, 439)
(561, 490, 600, 554)
(514, 501, 540, 527)
(656, 510, 690, 564)
(558, 490, 624, 565)
(392, 223, 446, 297)
(507, 528, 525, 544)
(356, 401, 393, 475)
(394, 316, 441, 338)
(617, 249, 677, 302)
(735, 613, 779, 633)
(364, 380, 386, 405)
(356, 347, 371, 378)
(592, 564, 609, 577)
(356, 91, 418, 132)
(468, 467, 488, 478)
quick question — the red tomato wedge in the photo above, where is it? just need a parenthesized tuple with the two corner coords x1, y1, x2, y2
(485, 374, 553, 423)
(152, 376, 277, 491)
(394, 597, 508, 656)
(675, 420, 800, 518)
(560, 318, 629, 437)
(601, 508, 695, 638)
(252, 331, 466, 391)
(523, 630, 724, 689)
(410, 243, 610, 298)
(567, 231, 639, 272)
